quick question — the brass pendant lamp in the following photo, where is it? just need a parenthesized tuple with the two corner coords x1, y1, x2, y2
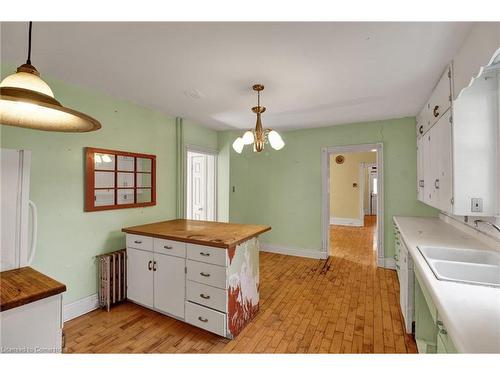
(232, 84, 284, 153)
(0, 22, 101, 132)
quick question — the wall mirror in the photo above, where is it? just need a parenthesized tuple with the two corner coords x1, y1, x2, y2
(85, 147, 156, 211)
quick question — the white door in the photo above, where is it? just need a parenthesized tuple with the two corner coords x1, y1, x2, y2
(153, 253, 186, 319)
(192, 154, 207, 220)
(126, 248, 154, 308)
(186, 150, 216, 221)
(368, 166, 378, 215)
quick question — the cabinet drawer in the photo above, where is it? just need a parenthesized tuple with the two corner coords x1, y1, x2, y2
(185, 301, 226, 337)
(126, 234, 153, 251)
(187, 244, 227, 266)
(154, 238, 186, 258)
(186, 280, 227, 312)
(186, 259, 227, 289)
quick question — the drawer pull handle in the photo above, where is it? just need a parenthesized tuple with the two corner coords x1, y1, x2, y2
(134, 240, 142, 244)
(200, 272, 210, 277)
(419, 125, 423, 134)
(164, 245, 173, 250)
(148, 260, 153, 271)
(433, 105, 439, 118)
(198, 317, 208, 323)
(200, 293, 210, 299)
(153, 261, 157, 272)
(200, 252, 210, 256)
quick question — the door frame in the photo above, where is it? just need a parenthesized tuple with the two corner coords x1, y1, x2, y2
(184, 144, 218, 221)
(321, 143, 385, 266)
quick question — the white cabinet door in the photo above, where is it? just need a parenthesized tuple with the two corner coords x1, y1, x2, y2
(0, 294, 63, 353)
(153, 252, 186, 319)
(417, 136, 425, 202)
(422, 131, 435, 206)
(428, 66, 452, 127)
(435, 110, 453, 212)
(127, 247, 154, 308)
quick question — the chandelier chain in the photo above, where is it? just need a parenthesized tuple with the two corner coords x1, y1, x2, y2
(27, 22, 33, 65)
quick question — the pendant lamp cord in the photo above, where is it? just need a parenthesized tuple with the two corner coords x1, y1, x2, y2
(26, 21, 32, 65)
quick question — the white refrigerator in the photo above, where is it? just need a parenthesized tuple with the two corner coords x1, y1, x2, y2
(1, 148, 38, 271)
(1, 148, 64, 353)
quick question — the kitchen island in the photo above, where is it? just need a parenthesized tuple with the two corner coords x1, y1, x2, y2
(122, 219, 271, 338)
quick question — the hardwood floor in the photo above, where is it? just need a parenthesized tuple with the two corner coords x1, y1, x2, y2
(64, 218, 416, 353)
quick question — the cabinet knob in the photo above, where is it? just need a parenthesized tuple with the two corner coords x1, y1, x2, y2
(433, 105, 440, 117)
(198, 316, 208, 323)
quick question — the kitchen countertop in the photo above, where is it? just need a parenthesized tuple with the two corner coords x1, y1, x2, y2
(122, 219, 271, 249)
(393, 216, 500, 353)
(0, 267, 66, 311)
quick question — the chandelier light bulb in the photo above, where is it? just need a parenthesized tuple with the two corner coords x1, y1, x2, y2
(242, 130, 254, 145)
(268, 130, 285, 150)
(232, 137, 244, 154)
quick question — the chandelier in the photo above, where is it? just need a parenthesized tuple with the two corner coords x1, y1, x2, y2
(232, 84, 284, 153)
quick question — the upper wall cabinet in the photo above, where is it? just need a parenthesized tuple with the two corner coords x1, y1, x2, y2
(417, 46, 499, 217)
(85, 147, 156, 212)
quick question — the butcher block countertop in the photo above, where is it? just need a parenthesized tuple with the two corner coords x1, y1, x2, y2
(122, 219, 271, 248)
(0, 267, 66, 312)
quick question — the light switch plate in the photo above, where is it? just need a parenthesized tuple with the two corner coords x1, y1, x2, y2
(471, 198, 483, 213)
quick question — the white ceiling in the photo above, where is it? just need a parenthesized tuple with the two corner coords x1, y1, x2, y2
(1, 22, 472, 130)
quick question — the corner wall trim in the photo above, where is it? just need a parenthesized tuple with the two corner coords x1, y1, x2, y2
(64, 293, 99, 322)
(261, 243, 327, 260)
(330, 217, 363, 227)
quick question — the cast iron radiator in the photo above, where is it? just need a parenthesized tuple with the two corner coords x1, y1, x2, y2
(97, 249, 127, 311)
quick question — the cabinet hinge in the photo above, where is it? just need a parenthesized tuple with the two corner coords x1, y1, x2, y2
(185, 266, 187, 274)
(447, 70, 451, 79)
(451, 197, 454, 205)
(448, 94, 452, 102)
(449, 116, 453, 124)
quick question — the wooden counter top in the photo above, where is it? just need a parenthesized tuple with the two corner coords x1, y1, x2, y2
(1, 267, 66, 312)
(122, 219, 271, 248)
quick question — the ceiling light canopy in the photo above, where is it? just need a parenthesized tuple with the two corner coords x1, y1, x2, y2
(0, 22, 101, 133)
(232, 84, 284, 154)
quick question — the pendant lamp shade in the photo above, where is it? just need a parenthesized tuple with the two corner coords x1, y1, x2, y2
(0, 23, 101, 133)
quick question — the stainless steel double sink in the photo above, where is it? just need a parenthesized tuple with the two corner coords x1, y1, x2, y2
(417, 246, 500, 288)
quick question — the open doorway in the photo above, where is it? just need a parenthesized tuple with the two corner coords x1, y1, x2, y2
(186, 147, 217, 221)
(321, 144, 384, 266)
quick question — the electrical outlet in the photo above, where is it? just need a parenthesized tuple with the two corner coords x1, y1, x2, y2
(471, 198, 483, 213)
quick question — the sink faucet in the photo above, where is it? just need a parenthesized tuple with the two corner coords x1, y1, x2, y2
(474, 219, 500, 233)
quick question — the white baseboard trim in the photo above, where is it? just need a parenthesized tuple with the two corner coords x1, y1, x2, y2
(330, 217, 363, 227)
(64, 293, 99, 322)
(380, 257, 396, 270)
(261, 243, 328, 259)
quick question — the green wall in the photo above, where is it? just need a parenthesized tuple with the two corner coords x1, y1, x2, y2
(224, 117, 438, 258)
(0, 68, 219, 304)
